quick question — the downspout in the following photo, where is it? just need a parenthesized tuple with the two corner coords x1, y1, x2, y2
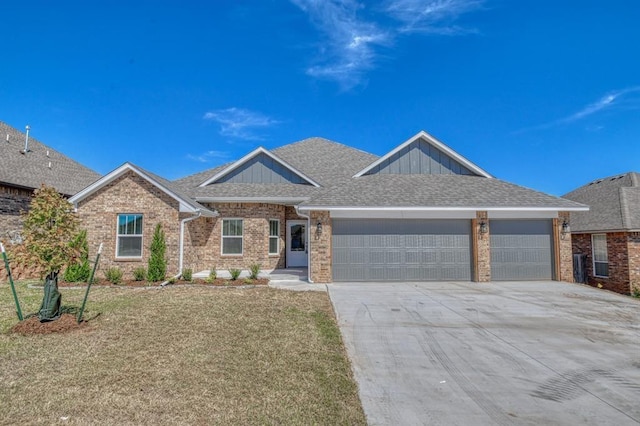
(175, 210, 202, 279)
(294, 206, 313, 283)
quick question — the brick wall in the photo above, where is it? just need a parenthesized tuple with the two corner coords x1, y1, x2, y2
(0, 185, 33, 241)
(309, 210, 331, 283)
(628, 233, 640, 294)
(572, 231, 633, 294)
(76, 171, 181, 279)
(475, 211, 491, 282)
(183, 202, 287, 272)
(557, 211, 573, 283)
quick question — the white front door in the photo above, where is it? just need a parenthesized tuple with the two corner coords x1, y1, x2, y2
(287, 221, 308, 267)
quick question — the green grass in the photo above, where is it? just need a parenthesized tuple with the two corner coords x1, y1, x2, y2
(0, 281, 365, 425)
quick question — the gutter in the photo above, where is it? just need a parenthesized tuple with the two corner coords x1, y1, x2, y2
(167, 210, 203, 283)
(294, 205, 313, 284)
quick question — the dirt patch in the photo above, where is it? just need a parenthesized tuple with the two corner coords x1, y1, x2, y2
(10, 314, 89, 335)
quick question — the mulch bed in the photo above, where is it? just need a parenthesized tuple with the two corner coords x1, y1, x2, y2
(10, 314, 89, 335)
(56, 278, 270, 287)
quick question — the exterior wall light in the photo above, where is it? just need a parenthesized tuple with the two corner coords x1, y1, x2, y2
(316, 221, 323, 235)
(561, 219, 570, 239)
(479, 220, 488, 234)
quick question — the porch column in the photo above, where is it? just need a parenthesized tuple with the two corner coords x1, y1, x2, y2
(556, 211, 574, 282)
(310, 211, 332, 283)
(474, 211, 491, 282)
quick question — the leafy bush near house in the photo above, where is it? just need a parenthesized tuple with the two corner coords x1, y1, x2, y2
(205, 267, 217, 283)
(147, 224, 167, 282)
(104, 267, 123, 285)
(133, 267, 147, 281)
(64, 230, 91, 282)
(228, 268, 241, 281)
(248, 263, 260, 280)
(632, 284, 640, 298)
(182, 268, 193, 282)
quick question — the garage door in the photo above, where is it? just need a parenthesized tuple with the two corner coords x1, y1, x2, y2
(490, 220, 554, 280)
(332, 219, 471, 282)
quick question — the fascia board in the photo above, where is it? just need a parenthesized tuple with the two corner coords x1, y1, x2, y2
(353, 130, 493, 178)
(298, 206, 590, 212)
(198, 147, 321, 188)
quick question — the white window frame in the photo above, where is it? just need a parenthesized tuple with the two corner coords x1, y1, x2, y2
(221, 218, 243, 255)
(269, 219, 280, 255)
(592, 234, 609, 278)
(116, 213, 143, 258)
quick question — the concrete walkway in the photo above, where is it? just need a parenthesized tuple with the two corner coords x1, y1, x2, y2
(193, 268, 326, 292)
(329, 281, 640, 426)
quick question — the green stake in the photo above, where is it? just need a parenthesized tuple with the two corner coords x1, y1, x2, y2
(77, 243, 102, 324)
(1, 242, 23, 321)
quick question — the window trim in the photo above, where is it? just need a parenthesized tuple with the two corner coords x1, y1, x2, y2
(269, 219, 280, 255)
(221, 218, 244, 256)
(592, 233, 609, 278)
(116, 213, 143, 259)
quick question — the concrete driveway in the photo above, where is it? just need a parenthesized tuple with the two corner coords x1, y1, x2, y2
(328, 281, 640, 426)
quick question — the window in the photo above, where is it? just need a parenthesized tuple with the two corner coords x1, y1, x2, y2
(269, 219, 279, 255)
(117, 214, 143, 258)
(592, 234, 608, 277)
(222, 219, 243, 255)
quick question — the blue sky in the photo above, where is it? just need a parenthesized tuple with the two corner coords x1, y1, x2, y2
(2, 0, 639, 195)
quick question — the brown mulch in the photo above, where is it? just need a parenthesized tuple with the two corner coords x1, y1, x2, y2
(57, 278, 270, 287)
(10, 314, 89, 335)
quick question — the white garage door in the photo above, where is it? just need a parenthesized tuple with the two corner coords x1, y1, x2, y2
(332, 219, 472, 282)
(490, 219, 554, 280)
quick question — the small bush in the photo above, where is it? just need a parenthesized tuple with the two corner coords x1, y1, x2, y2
(206, 268, 217, 283)
(182, 268, 193, 282)
(229, 268, 241, 281)
(248, 263, 261, 280)
(632, 284, 640, 298)
(104, 267, 123, 285)
(133, 267, 147, 281)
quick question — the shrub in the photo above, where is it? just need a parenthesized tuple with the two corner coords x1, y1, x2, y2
(133, 267, 147, 281)
(104, 267, 123, 285)
(182, 268, 193, 282)
(632, 284, 640, 298)
(147, 224, 167, 282)
(205, 267, 217, 283)
(228, 268, 241, 281)
(248, 263, 261, 280)
(64, 230, 91, 282)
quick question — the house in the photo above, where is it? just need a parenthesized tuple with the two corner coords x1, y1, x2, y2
(69, 131, 587, 283)
(0, 121, 100, 242)
(563, 172, 640, 295)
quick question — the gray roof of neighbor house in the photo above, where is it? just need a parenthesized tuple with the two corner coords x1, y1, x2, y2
(0, 121, 100, 195)
(300, 174, 586, 209)
(174, 137, 378, 200)
(563, 172, 640, 232)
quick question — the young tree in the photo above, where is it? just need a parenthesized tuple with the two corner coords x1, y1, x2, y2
(20, 185, 79, 321)
(147, 223, 167, 282)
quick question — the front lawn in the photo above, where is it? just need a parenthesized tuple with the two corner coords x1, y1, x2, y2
(0, 282, 365, 425)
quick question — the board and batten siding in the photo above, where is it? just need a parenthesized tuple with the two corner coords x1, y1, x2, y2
(216, 153, 310, 184)
(364, 138, 476, 176)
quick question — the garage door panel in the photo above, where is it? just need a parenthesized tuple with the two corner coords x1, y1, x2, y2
(490, 219, 554, 281)
(332, 219, 471, 282)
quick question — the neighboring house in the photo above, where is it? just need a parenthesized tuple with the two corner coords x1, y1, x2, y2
(69, 131, 587, 283)
(0, 121, 100, 241)
(563, 172, 640, 295)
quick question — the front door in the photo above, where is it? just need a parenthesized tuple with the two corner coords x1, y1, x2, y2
(287, 221, 308, 267)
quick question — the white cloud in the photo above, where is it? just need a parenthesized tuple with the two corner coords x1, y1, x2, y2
(291, 0, 483, 88)
(203, 107, 279, 140)
(561, 86, 640, 123)
(186, 150, 230, 163)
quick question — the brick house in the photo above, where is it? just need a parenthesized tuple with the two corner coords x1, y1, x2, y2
(0, 120, 100, 242)
(563, 172, 640, 295)
(70, 131, 587, 283)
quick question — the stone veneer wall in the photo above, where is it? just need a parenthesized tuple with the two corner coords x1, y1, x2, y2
(76, 171, 182, 278)
(572, 231, 633, 294)
(475, 211, 491, 282)
(557, 211, 574, 283)
(183, 203, 289, 272)
(309, 211, 331, 283)
(628, 233, 640, 294)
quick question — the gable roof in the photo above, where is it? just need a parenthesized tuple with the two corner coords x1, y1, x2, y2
(69, 163, 217, 216)
(198, 147, 320, 187)
(0, 121, 100, 195)
(300, 174, 587, 211)
(563, 172, 640, 232)
(354, 131, 492, 178)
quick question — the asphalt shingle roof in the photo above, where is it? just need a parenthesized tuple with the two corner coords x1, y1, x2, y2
(302, 174, 586, 209)
(563, 172, 640, 232)
(0, 121, 100, 195)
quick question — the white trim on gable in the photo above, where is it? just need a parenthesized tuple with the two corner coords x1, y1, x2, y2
(353, 130, 493, 178)
(197, 147, 321, 188)
(69, 163, 217, 217)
